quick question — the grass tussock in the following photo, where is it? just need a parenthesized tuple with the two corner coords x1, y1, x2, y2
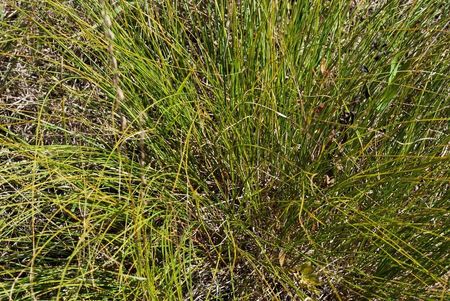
(0, 0, 449, 300)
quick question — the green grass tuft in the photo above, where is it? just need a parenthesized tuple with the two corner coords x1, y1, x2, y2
(1, 0, 449, 300)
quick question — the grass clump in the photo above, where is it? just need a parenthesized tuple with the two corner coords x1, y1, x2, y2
(0, 0, 449, 300)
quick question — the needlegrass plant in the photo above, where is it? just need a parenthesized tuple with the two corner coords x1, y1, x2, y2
(0, 0, 449, 300)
